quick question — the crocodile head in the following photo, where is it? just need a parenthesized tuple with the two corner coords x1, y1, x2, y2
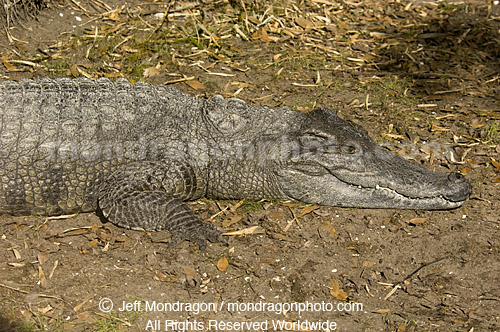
(276, 108, 472, 210)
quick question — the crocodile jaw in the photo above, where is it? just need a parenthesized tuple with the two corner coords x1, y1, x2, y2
(277, 170, 470, 210)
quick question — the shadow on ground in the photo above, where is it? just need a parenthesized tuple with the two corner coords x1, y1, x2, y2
(372, 2, 500, 98)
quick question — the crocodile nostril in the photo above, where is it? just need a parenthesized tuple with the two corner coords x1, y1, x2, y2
(448, 172, 464, 182)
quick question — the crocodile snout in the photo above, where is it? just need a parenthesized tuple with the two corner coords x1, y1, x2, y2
(443, 172, 472, 202)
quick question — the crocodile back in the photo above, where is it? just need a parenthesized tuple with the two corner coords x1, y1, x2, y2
(0, 78, 203, 215)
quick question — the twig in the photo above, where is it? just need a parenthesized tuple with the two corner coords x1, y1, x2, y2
(384, 256, 450, 300)
(91, 0, 112, 11)
(163, 76, 195, 84)
(240, 0, 250, 34)
(148, 0, 176, 39)
(0, 282, 64, 301)
(401, 256, 449, 283)
(70, 0, 90, 15)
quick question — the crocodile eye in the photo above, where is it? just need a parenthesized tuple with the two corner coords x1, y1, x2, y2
(341, 144, 357, 154)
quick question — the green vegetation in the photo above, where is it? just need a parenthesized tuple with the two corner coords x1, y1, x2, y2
(486, 120, 499, 141)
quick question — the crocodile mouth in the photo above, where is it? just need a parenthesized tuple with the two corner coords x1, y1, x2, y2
(338, 178, 466, 208)
(280, 163, 470, 210)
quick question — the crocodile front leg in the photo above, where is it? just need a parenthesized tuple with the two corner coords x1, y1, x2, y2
(97, 160, 224, 251)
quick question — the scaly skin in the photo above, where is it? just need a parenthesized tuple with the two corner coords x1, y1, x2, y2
(0, 78, 472, 248)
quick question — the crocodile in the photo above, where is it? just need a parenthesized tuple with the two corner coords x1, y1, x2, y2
(0, 78, 472, 249)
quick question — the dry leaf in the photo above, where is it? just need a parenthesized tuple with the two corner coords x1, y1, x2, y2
(406, 217, 428, 224)
(374, 309, 391, 314)
(338, 21, 349, 30)
(8, 262, 26, 267)
(105, 72, 123, 78)
(182, 266, 196, 276)
(270, 232, 293, 241)
(102, 242, 110, 252)
(223, 226, 264, 236)
(363, 261, 375, 269)
(318, 221, 338, 240)
(459, 166, 471, 174)
(216, 256, 229, 272)
(313, 209, 330, 217)
(87, 239, 98, 247)
(153, 271, 177, 282)
(122, 46, 138, 53)
(185, 80, 206, 90)
(37, 305, 53, 314)
(73, 295, 93, 312)
(99, 231, 112, 241)
(260, 258, 276, 264)
(69, 64, 79, 77)
(63, 229, 88, 237)
(143, 66, 161, 78)
(76, 312, 90, 320)
(38, 266, 47, 288)
(268, 211, 284, 220)
(115, 234, 130, 242)
(329, 278, 347, 301)
(222, 215, 243, 228)
(12, 247, 21, 259)
(470, 122, 485, 129)
(491, 159, 500, 170)
(295, 17, 315, 29)
(248, 16, 261, 25)
(1, 55, 17, 71)
(107, 9, 121, 21)
(251, 28, 273, 42)
(37, 253, 48, 265)
(49, 260, 58, 279)
(299, 205, 319, 217)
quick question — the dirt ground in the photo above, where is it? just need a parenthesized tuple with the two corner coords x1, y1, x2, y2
(0, 0, 499, 331)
